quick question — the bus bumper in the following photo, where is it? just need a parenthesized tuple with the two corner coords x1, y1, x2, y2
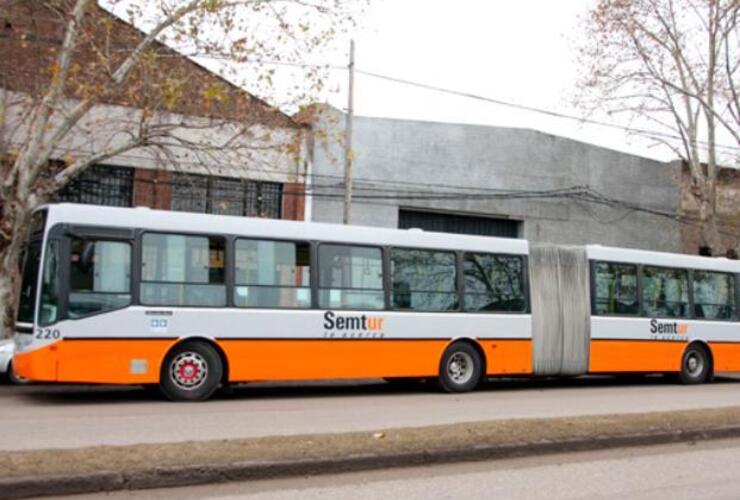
(13, 343, 58, 382)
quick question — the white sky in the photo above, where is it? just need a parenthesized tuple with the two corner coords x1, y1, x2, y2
(107, 0, 735, 164)
(311, 0, 680, 162)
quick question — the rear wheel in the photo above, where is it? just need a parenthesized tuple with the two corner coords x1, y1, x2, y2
(438, 342, 483, 393)
(679, 344, 712, 385)
(160, 341, 223, 402)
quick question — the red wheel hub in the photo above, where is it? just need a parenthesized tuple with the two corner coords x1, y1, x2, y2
(178, 360, 199, 381)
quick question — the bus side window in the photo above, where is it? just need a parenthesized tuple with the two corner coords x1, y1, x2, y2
(593, 262, 639, 316)
(463, 253, 525, 312)
(234, 239, 311, 308)
(391, 248, 458, 311)
(693, 271, 736, 320)
(140, 233, 226, 307)
(68, 239, 132, 318)
(318, 244, 384, 310)
(642, 266, 690, 318)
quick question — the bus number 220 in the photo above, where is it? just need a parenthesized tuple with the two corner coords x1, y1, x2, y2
(35, 328, 60, 340)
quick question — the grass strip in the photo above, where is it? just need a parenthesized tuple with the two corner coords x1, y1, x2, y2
(3, 406, 740, 479)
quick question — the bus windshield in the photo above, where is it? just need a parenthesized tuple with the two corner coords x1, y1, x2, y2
(16, 210, 49, 325)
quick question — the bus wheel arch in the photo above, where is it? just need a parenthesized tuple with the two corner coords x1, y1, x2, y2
(438, 338, 486, 393)
(159, 338, 226, 401)
(679, 341, 713, 385)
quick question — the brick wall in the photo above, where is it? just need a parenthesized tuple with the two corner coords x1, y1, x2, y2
(679, 166, 740, 255)
(0, 1, 297, 128)
(132, 168, 172, 210)
(281, 182, 306, 221)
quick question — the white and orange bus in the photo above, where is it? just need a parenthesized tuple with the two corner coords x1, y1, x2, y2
(13, 204, 740, 401)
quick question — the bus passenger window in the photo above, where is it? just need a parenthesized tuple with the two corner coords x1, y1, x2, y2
(140, 233, 226, 307)
(593, 262, 638, 315)
(68, 239, 132, 318)
(234, 239, 311, 308)
(463, 253, 525, 312)
(642, 266, 689, 318)
(693, 271, 736, 320)
(391, 249, 457, 311)
(318, 244, 384, 310)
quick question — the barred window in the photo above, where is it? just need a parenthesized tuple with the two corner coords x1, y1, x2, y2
(172, 174, 208, 213)
(172, 173, 282, 218)
(56, 165, 133, 207)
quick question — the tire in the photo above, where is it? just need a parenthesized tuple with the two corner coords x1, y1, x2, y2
(7, 362, 29, 385)
(159, 341, 223, 402)
(679, 344, 712, 385)
(438, 342, 483, 393)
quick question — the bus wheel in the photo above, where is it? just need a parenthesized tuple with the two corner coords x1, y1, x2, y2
(679, 344, 712, 385)
(438, 342, 483, 393)
(160, 341, 223, 402)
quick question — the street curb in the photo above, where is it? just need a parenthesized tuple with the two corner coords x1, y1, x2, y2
(3, 424, 740, 499)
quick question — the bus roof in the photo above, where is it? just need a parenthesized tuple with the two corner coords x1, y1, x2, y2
(587, 244, 740, 273)
(42, 203, 529, 255)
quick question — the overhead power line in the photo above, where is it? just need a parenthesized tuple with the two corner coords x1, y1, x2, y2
(356, 69, 740, 153)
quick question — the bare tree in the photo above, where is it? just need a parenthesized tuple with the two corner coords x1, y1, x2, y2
(578, 0, 740, 253)
(0, 0, 362, 339)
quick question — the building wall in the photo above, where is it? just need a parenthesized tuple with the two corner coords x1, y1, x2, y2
(679, 166, 740, 255)
(306, 105, 682, 252)
(1, 1, 307, 222)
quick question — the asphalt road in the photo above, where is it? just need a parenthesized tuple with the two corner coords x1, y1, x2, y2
(59, 437, 740, 499)
(2, 374, 740, 451)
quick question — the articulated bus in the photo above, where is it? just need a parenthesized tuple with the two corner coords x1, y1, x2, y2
(13, 204, 740, 401)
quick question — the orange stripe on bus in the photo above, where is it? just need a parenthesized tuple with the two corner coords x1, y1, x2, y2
(482, 340, 532, 375)
(708, 343, 740, 372)
(15, 340, 176, 384)
(221, 339, 449, 381)
(589, 340, 686, 373)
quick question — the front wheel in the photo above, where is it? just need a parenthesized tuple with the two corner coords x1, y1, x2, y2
(679, 344, 712, 385)
(438, 342, 483, 393)
(7, 362, 29, 385)
(160, 341, 223, 402)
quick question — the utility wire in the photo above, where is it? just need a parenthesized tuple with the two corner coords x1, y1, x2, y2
(356, 69, 740, 154)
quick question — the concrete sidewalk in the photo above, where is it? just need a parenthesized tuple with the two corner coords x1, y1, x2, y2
(3, 406, 740, 499)
(3, 374, 740, 451)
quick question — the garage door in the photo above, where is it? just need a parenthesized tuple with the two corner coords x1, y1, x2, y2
(398, 209, 520, 238)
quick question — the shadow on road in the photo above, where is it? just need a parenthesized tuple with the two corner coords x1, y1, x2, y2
(5, 372, 740, 405)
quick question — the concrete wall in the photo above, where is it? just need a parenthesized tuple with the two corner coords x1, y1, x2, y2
(308, 106, 682, 252)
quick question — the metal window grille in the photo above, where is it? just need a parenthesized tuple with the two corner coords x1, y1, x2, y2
(171, 173, 208, 213)
(246, 181, 282, 219)
(56, 165, 134, 207)
(171, 173, 282, 219)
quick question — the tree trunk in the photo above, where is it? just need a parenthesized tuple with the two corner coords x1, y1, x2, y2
(0, 255, 20, 339)
(0, 207, 33, 340)
(697, 193, 723, 255)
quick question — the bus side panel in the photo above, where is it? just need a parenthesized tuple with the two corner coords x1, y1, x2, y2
(483, 340, 532, 375)
(55, 340, 175, 384)
(221, 339, 448, 381)
(709, 343, 740, 372)
(589, 340, 685, 373)
(13, 342, 59, 381)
